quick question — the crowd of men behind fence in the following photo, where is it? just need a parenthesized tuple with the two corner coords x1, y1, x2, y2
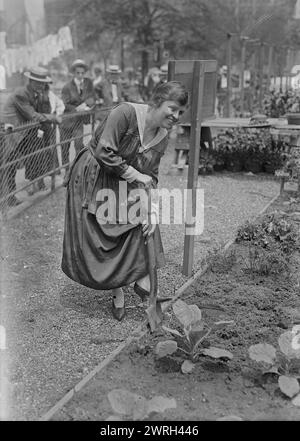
(0, 60, 169, 209)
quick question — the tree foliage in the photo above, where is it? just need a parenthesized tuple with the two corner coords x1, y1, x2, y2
(55, 0, 300, 72)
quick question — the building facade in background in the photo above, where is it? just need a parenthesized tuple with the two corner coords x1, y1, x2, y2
(0, 0, 45, 46)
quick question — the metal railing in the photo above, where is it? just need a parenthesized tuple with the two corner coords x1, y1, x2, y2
(0, 108, 110, 213)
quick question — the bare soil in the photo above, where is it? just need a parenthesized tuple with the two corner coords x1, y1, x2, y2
(1, 142, 281, 421)
(53, 191, 300, 421)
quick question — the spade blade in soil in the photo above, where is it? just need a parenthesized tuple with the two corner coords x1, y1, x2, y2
(146, 302, 164, 332)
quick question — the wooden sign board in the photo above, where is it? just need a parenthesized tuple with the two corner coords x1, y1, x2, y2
(167, 60, 217, 277)
(168, 60, 217, 124)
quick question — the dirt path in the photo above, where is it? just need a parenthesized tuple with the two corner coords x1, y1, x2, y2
(0, 145, 282, 420)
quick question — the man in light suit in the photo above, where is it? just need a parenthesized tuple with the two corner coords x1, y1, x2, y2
(61, 59, 95, 170)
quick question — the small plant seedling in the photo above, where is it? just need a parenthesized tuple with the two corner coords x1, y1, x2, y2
(106, 389, 177, 421)
(155, 299, 234, 373)
(205, 246, 237, 273)
(243, 242, 290, 276)
(248, 326, 300, 406)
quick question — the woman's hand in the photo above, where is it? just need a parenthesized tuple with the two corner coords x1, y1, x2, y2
(142, 212, 158, 240)
(136, 173, 153, 188)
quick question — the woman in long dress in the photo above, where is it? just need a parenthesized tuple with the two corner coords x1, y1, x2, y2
(61, 81, 188, 320)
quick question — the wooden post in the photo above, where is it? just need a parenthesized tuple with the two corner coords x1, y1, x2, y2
(285, 71, 289, 92)
(287, 48, 292, 89)
(279, 47, 283, 92)
(158, 39, 164, 66)
(258, 42, 264, 112)
(279, 74, 283, 92)
(248, 51, 255, 112)
(51, 172, 55, 192)
(182, 61, 204, 277)
(120, 37, 125, 72)
(240, 37, 247, 115)
(226, 33, 232, 118)
(168, 59, 217, 277)
(141, 50, 148, 86)
(51, 127, 56, 192)
(70, 18, 78, 57)
(267, 45, 273, 91)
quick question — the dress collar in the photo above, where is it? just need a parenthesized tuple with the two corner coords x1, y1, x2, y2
(127, 102, 167, 152)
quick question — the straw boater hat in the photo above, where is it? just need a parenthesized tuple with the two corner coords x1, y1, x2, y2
(24, 67, 52, 83)
(70, 59, 88, 73)
(160, 64, 168, 74)
(149, 67, 162, 76)
(106, 64, 122, 74)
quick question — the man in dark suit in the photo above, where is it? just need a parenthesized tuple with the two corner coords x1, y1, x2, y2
(1, 67, 61, 206)
(61, 59, 95, 170)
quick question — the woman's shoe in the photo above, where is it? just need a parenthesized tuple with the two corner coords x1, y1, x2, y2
(111, 298, 126, 321)
(133, 283, 172, 304)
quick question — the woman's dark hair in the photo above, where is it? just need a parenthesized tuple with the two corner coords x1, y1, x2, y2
(150, 81, 188, 107)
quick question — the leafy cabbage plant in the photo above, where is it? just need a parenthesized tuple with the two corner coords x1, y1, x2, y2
(248, 326, 300, 406)
(106, 389, 176, 421)
(155, 299, 234, 374)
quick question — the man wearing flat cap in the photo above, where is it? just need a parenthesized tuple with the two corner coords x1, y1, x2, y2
(1, 67, 62, 207)
(61, 59, 95, 170)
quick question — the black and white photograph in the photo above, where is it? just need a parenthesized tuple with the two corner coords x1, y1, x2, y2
(0, 0, 300, 424)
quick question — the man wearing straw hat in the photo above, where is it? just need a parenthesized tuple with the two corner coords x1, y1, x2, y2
(101, 64, 125, 107)
(1, 67, 61, 207)
(60, 59, 95, 171)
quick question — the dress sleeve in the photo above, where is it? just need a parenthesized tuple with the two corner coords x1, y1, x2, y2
(150, 136, 169, 186)
(94, 104, 141, 179)
(121, 165, 142, 183)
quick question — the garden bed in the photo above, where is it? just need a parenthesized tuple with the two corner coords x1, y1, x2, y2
(53, 191, 300, 421)
(1, 146, 281, 421)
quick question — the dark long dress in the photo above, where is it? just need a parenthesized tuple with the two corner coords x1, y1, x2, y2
(61, 103, 168, 290)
